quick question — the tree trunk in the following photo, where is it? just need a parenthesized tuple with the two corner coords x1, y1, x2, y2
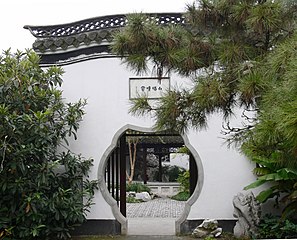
(126, 137, 139, 184)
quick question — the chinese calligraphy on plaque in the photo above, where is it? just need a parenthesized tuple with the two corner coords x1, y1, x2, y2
(129, 77, 170, 99)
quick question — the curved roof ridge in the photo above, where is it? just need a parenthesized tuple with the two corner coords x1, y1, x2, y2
(24, 12, 185, 38)
(24, 12, 185, 65)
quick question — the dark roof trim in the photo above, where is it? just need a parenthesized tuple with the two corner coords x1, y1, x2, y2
(24, 13, 185, 65)
(38, 45, 113, 66)
(24, 13, 185, 38)
(31, 29, 115, 53)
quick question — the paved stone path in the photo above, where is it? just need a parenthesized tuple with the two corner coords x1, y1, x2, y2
(127, 198, 186, 218)
(128, 218, 176, 235)
(74, 235, 194, 239)
(121, 236, 194, 239)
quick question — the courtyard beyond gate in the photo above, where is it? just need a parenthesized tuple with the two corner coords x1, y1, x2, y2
(127, 198, 185, 235)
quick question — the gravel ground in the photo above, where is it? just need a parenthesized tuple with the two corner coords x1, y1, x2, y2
(127, 198, 186, 218)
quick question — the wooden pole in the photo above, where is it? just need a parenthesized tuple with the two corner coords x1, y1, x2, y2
(119, 134, 126, 217)
(143, 148, 147, 184)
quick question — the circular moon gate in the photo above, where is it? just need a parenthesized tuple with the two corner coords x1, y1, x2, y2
(98, 124, 204, 234)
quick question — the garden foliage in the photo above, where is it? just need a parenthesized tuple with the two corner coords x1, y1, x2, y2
(112, 0, 297, 224)
(0, 50, 97, 239)
(171, 170, 190, 201)
(243, 33, 297, 220)
(177, 170, 190, 194)
(126, 182, 151, 193)
(256, 215, 297, 239)
(112, 0, 296, 134)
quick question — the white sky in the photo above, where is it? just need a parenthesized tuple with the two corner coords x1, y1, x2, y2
(0, 0, 189, 51)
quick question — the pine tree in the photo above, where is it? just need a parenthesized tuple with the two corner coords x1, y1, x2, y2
(112, 0, 296, 134)
(112, 0, 297, 221)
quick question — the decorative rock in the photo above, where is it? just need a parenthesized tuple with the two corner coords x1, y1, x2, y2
(212, 227, 223, 238)
(233, 191, 261, 238)
(192, 219, 222, 238)
(135, 192, 151, 202)
(192, 228, 209, 238)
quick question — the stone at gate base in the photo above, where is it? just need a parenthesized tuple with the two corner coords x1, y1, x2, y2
(233, 191, 261, 238)
(192, 219, 222, 238)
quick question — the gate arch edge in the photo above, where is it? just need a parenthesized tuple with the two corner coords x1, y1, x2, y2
(97, 124, 204, 235)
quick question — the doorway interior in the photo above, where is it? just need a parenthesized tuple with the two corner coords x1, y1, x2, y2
(104, 129, 198, 235)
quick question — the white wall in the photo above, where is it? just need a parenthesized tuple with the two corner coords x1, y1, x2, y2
(60, 56, 256, 220)
(187, 115, 256, 219)
(61, 57, 155, 219)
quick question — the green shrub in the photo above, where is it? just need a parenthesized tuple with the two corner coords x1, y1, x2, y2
(168, 165, 186, 182)
(172, 170, 190, 201)
(126, 196, 143, 203)
(256, 215, 297, 239)
(154, 165, 186, 182)
(204, 236, 215, 240)
(171, 191, 190, 201)
(218, 232, 250, 240)
(126, 182, 151, 193)
(177, 170, 190, 193)
(0, 51, 97, 240)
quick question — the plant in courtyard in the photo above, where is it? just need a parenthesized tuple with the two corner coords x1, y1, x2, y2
(126, 196, 143, 203)
(126, 182, 151, 193)
(177, 170, 190, 193)
(167, 165, 186, 182)
(0, 50, 97, 240)
(126, 183, 150, 203)
(171, 170, 190, 201)
(171, 191, 190, 201)
(154, 165, 185, 182)
(176, 146, 190, 155)
(112, 0, 297, 223)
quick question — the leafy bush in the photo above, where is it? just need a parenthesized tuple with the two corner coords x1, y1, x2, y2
(0, 50, 97, 239)
(171, 170, 190, 201)
(155, 165, 186, 182)
(256, 215, 297, 239)
(167, 165, 186, 182)
(126, 196, 143, 203)
(171, 191, 190, 201)
(177, 170, 190, 193)
(244, 155, 297, 219)
(218, 232, 250, 240)
(126, 182, 151, 193)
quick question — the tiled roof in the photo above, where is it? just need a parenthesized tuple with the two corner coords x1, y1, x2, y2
(25, 13, 185, 54)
